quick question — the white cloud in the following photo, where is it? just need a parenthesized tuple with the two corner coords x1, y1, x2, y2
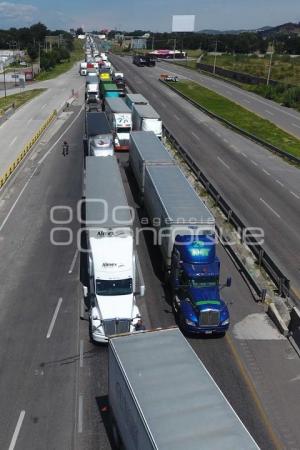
(0, 2, 38, 21)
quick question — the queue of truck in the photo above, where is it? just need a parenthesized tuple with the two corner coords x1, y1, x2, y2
(79, 35, 260, 450)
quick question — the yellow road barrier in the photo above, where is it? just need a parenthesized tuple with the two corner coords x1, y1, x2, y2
(0, 109, 57, 189)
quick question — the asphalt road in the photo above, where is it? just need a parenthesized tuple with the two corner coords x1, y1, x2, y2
(0, 55, 300, 450)
(109, 54, 300, 300)
(0, 62, 84, 178)
(158, 59, 300, 139)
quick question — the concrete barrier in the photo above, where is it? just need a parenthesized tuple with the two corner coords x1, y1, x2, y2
(267, 303, 289, 336)
(0, 109, 57, 189)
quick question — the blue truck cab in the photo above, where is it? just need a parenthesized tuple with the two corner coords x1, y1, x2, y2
(170, 235, 231, 335)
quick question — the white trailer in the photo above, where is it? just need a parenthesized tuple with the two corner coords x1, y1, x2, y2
(129, 131, 174, 195)
(105, 98, 132, 151)
(132, 103, 162, 138)
(85, 156, 144, 343)
(109, 327, 260, 450)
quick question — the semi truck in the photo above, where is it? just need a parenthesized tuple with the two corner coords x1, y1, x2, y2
(144, 54, 156, 66)
(105, 98, 132, 151)
(79, 61, 87, 75)
(132, 103, 162, 138)
(129, 131, 174, 197)
(125, 93, 148, 110)
(101, 82, 120, 99)
(84, 156, 144, 343)
(133, 55, 146, 66)
(84, 112, 113, 157)
(108, 327, 260, 450)
(141, 164, 231, 335)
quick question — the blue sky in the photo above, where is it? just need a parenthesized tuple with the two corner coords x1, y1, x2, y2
(0, 0, 299, 31)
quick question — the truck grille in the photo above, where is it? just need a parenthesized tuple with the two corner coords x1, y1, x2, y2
(199, 310, 220, 327)
(102, 319, 131, 337)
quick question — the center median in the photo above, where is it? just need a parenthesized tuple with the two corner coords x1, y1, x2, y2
(161, 79, 300, 163)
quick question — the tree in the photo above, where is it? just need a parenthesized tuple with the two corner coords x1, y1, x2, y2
(27, 45, 38, 61)
(30, 22, 48, 44)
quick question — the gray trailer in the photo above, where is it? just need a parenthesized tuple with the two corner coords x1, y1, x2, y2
(129, 131, 175, 195)
(132, 103, 162, 138)
(125, 93, 148, 110)
(109, 327, 260, 450)
(143, 164, 215, 269)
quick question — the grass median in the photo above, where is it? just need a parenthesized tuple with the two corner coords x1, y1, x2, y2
(0, 89, 45, 115)
(36, 39, 84, 81)
(168, 80, 300, 158)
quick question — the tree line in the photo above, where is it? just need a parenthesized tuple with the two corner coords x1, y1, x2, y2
(0, 22, 74, 71)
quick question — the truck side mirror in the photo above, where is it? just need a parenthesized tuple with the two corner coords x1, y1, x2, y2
(83, 285, 88, 298)
(226, 277, 232, 288)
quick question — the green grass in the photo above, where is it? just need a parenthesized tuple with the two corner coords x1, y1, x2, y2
(168, 80, 300, 158)
(36, 39, 84, 81)
(0, 89, 45, 115)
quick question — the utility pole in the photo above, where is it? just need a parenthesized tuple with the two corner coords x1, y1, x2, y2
(213, 40, 218, 74)
(3, 67, 7, 98)
(151, 34, 155, 51)
(267, 40, 275, 86)
(173, 38, 176, 60)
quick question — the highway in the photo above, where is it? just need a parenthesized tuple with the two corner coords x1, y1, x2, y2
(0, 58, 300, 449)
(109, 54, 300, 300)
(158, 59, 300, 139)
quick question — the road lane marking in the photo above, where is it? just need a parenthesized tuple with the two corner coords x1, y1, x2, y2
(68, 249, 79, 274)
(9, 137, 17, 147)
(241, 152, 248, 158)
(27, 118, 33, 124)
(191, 131, 200, 141)
(174, 114, 180, 121)
(290, 191, 300, 200)
(262, 169, 271, 176)
(46, 297, 63, 339)
(223, 138, 229, 144)
(38, 105, 84, 165)
(41, 104, 47, 110)
(276, 179, 284, 187)
(8, 410, 25, 450)
(80, 340, 84, 368)
(265, 110, 274, 116)
(78, 395, 83, 433)
(260, 198, 281, 218)
(243, 99, 251, 104)
(217, 156, 230, 170)
(291, 123, 300, 129)
(161, 101, 166, 108)
(251, 160, 258, 166)
(0, 167, 38, 232)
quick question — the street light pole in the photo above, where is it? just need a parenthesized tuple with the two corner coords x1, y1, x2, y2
(213, 40, 218, 74)
(267, 40, 275, 86)
(3, 67, 7, 98)
(173, 38, 176, 60)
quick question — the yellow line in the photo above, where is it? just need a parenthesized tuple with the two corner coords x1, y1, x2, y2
(0, 110, 57, 189)
(226, 334, 284, 449)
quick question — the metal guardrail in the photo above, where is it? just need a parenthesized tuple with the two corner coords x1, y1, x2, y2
(159, 79, 300, 165)
(113, 56, 292, 301)
(0, 109, 57, 189)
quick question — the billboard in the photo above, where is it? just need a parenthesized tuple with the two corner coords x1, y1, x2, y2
(172, 15, 195, 32)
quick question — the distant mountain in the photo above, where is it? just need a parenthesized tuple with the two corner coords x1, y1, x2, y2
(198, 23, 300, 36)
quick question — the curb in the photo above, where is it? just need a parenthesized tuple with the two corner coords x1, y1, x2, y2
(267, 303, 289, 336)
(0, 109, 57, 190)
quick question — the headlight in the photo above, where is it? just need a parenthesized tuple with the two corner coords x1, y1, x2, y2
(185, 319, 197, 327)
(222, 318, 230, 326)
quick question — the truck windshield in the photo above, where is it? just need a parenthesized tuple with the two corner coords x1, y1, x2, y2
(96, 278, 133, 296)
(188, 276, 218, 288)
(116, 127, 131, 133)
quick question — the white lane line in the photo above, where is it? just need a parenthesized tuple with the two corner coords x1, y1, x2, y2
(46, 297, 63, 339)
(0, 167, 38, 232)
(38, 105, 84, 165)
(291, 123, 300, 129)
(191, 131, 200, 141)
(80, 340, 84, 368)
(243, 99, 251, 104)
(161, 102, 166, 108)
(217, 156, 230, 170)
(251, 160, 258, 166)
(216, 132, 221, 138)
(8, 410, 26, 450)
(260, 198, 281, 218)
(68, 249, 79, 274)
(262, 169, 271, 176)
(41, 104, 47, 110)
(27, 118, 33, 124)
(276, 179, 284, 187)
(9, 136, 17, 147)
(241, 152, 248, 158)
(78, 395, 83, 433)
(290, 191, 300, 200)
(265, 110, 274, 116)
(230, 144, 239, 152)
(223, 138, 229, 144)
(174, 114, 180, 121)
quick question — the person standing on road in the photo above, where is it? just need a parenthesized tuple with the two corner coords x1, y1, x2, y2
(62, 140, 69, 156)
